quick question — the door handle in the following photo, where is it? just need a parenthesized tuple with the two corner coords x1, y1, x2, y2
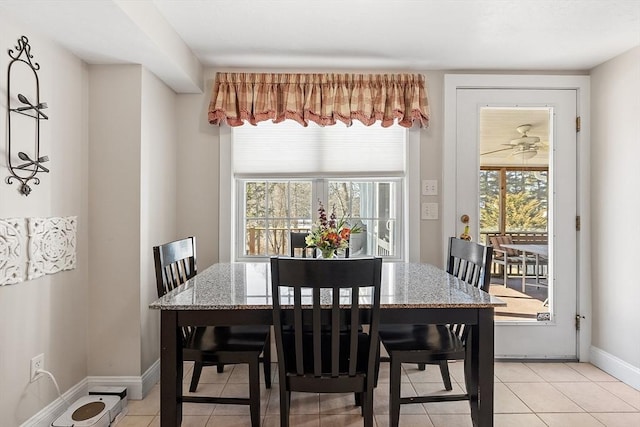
(460, 214, 471, 241)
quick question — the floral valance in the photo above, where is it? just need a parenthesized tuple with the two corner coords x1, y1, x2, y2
(208, 73, 430, 128)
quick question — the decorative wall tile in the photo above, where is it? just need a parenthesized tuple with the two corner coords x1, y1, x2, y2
(0, 218, 24, 285)
(27, 216, 77, 280)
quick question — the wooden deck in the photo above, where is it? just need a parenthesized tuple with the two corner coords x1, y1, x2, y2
(490, 276, 548, 321)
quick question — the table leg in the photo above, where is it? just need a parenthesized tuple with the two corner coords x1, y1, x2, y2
(521, 252, 527, 293)
(465, 322, 479, 425)
(161, 310, 182, 426)
(477, 308, 495, 426)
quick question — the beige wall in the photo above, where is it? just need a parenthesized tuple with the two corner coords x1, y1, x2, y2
(419, 71, 445, 265)
(175, 81, 219, 268)
(140, 68, 178, 369)
(590, 46, 640, 369)
(0, 18, 89, 425)
(0, 17, 179, 421)
(88, 65, 143, 376)
(88, 64, 179, 377)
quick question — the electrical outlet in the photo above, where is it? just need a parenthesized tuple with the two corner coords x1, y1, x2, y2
(421, 180, 438, 196)
(30, 353, 44, 382)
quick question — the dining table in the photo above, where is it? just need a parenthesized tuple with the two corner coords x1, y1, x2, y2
(500, 243, 548, 293)
(149, 261, 505, 427)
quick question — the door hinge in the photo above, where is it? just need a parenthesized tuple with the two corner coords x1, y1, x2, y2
(576, 215, 581, 231)
(575, 314, 581, 331)
(576, 116, 581, 132)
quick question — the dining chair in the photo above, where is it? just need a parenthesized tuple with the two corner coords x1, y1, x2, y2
(289, 231, 316, 258)
(270, 256, 382, 427)
(153, 236, 271, 427)
(378, 237, 493, 427)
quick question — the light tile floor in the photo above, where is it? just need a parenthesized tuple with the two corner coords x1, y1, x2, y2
(120, 361, 640, 427)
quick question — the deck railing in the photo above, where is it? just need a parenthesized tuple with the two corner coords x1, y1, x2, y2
(480, 231, 548, 245)
(246, 227, 310, 256)
(246, 227, 392, 257)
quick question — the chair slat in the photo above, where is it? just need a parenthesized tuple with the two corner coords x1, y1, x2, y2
(313, 287, 322, 377)
(331, 287, 340, 378)
(349, 286, 360, 376)
(294, 286, 304, 376)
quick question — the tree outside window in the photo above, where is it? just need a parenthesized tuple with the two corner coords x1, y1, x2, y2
(480, 168, 548, 237)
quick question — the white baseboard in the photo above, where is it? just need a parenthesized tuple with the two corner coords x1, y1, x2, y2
(20, 359, 160, 427)
(87, 358, 160, 400)
(590, 345, 640, 390)
(20, 378, 88, 427)
(143, 358, 161, 396)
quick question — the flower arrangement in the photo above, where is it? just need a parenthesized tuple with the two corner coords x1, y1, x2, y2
(305, 201, 361, 258)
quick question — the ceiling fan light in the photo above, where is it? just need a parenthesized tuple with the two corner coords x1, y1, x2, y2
(516, 124, 532, 134)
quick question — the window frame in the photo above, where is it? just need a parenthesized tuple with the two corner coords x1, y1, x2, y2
(234, 176, 405, 261)
(219, 125, 421, 263)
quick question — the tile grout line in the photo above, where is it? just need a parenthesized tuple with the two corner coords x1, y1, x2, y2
(130, 362, 640, 426)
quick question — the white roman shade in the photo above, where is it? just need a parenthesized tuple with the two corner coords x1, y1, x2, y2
(232, 120, 406, 174)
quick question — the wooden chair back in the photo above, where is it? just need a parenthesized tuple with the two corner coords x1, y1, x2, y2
(446, 237, 493, 341)
(153, 236, 196, 297)
(270, 257, 382, 392)
(289, 232, 316, 258)
(153, 236, 197, 344)
(447, 237, 493, 291)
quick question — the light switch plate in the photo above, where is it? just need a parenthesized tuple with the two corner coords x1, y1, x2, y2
(421, 180, 438, 196)
(421, 202, 438, 220)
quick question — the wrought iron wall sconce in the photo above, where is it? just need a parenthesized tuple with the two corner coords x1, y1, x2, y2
(6, 35, 49, 196)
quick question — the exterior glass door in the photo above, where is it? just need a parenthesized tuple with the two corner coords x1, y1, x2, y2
(457, 88, 577, 359)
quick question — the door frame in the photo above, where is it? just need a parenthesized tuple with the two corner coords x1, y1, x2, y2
(443, 74, 591, 362)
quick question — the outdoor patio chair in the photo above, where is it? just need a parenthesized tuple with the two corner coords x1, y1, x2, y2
(489, 235, 532, 287)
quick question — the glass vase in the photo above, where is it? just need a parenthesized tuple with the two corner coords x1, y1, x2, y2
(320, 248, 335, 259)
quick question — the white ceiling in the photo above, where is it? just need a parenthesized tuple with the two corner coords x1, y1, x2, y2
(155, 0, 640, 69)
(1, 0, 639, 94)
(479, 109, 550, 167)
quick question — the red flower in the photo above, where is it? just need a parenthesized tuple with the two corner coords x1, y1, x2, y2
(340, 228, 351, 240)
(306, 200, 361, 255)
(325, 232, 339, 245)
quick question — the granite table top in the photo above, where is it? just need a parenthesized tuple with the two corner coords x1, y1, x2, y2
(150, 262, 505, 311)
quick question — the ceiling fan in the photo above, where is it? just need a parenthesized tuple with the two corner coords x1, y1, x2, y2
(481, 124, 543, 159)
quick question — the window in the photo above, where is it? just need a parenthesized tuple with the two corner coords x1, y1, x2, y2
(241, 180, 312, 257)
(238, 178, 401, 258)
(480, 166, 548, 241)
(231, 121, 409, 261)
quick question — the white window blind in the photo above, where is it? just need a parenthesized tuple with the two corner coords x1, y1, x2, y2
(232, 120, 406, 174)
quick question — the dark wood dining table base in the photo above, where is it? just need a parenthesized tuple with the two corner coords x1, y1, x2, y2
(160, 306, 495, 427)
